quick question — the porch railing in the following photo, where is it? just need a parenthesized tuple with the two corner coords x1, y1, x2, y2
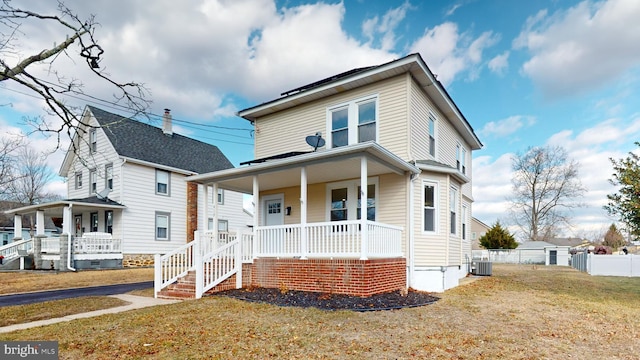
(154, 240, 196, 296)
(255, 220, 403, 259)
(74, 237, 122, 254)
(0, 238, 33, 262)
(41, 237, 60, 253)
(198, 230, 253, 262)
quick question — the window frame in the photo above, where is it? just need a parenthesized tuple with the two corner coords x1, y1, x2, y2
(155, 212, 171, 241)
(326, 94, 379, 148)
(462, 204, 468, 241)
(75, 172, 83, 190)
(105, 210, 113, 234)
(456, 143, 467, 175)
(326, 178, 378, 222)
(105, 163, 113, 191)
(423, 181, 438, 233)
(156, 169, 170, 196)
(428, 114, 436, 157)
(90, 212, 99, 232)
(217, 188, 224, 205)
(450, 187, 458, 236)
(89, 169, 97, 195)
(89, 128, 97, 153)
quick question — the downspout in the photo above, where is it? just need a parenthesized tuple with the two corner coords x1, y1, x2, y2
(408, 171, 419, 289)
(67, 204, 76, 271)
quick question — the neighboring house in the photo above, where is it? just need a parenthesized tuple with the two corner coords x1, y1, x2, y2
(175, 53, 482, 296)
(546, 237, 590, 249)
(517, 241, 570, 266)
(471, 217, 491, 250)
(4, 106, 251, 269)
(0, 201, 59, 245)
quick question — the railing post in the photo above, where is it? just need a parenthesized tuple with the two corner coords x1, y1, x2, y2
(194, 238, 203, 299)
(236, 238, 242, 289)
(154, 253, 161, 298)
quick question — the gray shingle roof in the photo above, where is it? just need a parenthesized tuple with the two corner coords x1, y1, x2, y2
(88, 106, 233, 174)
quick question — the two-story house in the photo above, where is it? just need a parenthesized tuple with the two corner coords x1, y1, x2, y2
(170, 53, 481, 296)
(4, 105, 251, 270)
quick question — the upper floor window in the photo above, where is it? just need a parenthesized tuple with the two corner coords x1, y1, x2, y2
(328, 95, 378, 148)
(105, 164, 113, 190)
(90, 169, 97, 194)
(423, 181, 437, 232)
(428, 115, 436, 157)
(156, 169, 170, 195)
(450, 187, 458, 235)
(218, 188, 224, 204)
(75, 172, 83, 190)
(457, 144, 467, 175)
(89, 129, 97, 153)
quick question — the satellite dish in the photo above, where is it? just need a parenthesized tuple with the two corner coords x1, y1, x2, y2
(305, 132, 325, 151)
(96, 188, 111, 200)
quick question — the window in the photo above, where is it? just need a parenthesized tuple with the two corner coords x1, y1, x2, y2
(357, 184, 376, 221)
(217, 188, 224, 204)
(105, 210, 113, 234)
(75, 172, 83, 190)
(90, 169, 97, 194)
(156, 169, 170, 195)
(457, 144, 467, 175)
(155, 212, 170, 240)
(207, 219, 228, 232)
(327, 179, 377, 222)
(328, 95, 378, 148)
(89, 129, 97, 153)
(450, 187, 458, 235)
(462, 205, 468, 240)
(423, 182, 437, 232)
(105, 164, 113, 190)
(90, 212, 98, 232)
(428, 115, 436, 157)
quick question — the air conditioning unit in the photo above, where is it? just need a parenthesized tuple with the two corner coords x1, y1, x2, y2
(471, 261, 492, 276)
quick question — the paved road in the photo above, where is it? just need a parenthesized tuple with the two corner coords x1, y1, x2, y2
(0, 281, 154, 307)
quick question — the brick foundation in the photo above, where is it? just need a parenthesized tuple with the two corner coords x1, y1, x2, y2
(213, 258, 406, 297)
(123, 254, 155, 267)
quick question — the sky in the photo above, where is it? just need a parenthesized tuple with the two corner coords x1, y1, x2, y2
(2, 0, 640, 240)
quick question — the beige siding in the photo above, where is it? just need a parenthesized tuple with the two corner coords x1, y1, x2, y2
(409, 79, 431, 161)
(255, 75, 410, 160)
(120, 163, 187, 254)
(413, 172, 449, 266)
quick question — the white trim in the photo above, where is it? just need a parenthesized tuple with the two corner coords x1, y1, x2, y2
(262, 193, 284, 226)
(325, 177, 379, 222)
(326, 94, 379, 149)
(450, 186, 458, 236)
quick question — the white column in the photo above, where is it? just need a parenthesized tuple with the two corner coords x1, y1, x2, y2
(360, 156, 368, 260)
(203, 184, 209, 231)
(62, 206, 72, 235)
(36, 210, 45, 236)
(13, 214, 22, 239)
(300, 166, 308, 259)
(252, 176, 259, 259)
(212, 183, 219, 236)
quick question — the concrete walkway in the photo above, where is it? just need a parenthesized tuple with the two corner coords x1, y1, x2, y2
(0, 294, 181, 334)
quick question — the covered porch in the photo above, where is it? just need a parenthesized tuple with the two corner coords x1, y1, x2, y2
(2, 197, 126, 270)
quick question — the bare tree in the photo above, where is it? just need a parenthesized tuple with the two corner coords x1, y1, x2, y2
(0, 136, 23, 198)
(509, 146, 586, 241)
(7, 144, 61, 205)
(0, 0, 149, 147)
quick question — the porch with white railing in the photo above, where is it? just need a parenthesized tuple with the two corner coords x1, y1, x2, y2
(154, 220, 403, 299)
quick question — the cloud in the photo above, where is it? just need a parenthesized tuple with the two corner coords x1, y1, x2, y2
(488, 51, 509, 75)
(409, 22, 499, 85)
(514, 0, 640, 98)
(479, 115, 536, 138)
(361, 2, 412, 51)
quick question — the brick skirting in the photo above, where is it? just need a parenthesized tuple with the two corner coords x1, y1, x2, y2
(208, 258, 406, 297)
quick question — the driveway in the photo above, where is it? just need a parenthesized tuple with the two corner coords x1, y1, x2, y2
(0, 281, 154, 307)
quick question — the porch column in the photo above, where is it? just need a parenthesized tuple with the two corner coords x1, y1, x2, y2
(212, 183, 219, 235)
(203, 184, 209, 231)
(36, 210, 45, 236)
(360, 156, 368, 260)
(253, 176, 259, 260)
(62, 205, 73, 235)
(13, 214, 22, 240)
(300, 166, 308, 259)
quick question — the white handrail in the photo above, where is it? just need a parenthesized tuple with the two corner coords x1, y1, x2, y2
(198, 238, 242, 298)
(154, 240, 197, 297)
(0, 238, 33, 261)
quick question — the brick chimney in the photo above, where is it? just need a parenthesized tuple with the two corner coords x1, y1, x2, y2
(162, 108, 173, 136)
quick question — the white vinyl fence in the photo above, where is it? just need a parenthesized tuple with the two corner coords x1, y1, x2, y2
(472, 249, 546, 264)
(572, 253, 640, 277)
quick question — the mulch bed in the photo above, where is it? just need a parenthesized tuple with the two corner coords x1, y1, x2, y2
(215, 288, 439, 312)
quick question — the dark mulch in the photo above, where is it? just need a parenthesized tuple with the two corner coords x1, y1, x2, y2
(215, 288, 439, 312)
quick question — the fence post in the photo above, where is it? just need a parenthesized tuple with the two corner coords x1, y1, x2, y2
(195, 239, 203, 299)
(154, 253, 161, 298)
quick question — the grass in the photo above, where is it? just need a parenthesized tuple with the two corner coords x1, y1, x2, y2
(1, 264, 639, 359)
(0, 267, 154, 295)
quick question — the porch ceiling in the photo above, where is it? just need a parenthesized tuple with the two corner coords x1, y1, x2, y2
(189, 142, 420, 193)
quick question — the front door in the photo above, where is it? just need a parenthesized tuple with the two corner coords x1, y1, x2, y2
(264, 196, 284, 226)
(549, 250, 557, 265)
